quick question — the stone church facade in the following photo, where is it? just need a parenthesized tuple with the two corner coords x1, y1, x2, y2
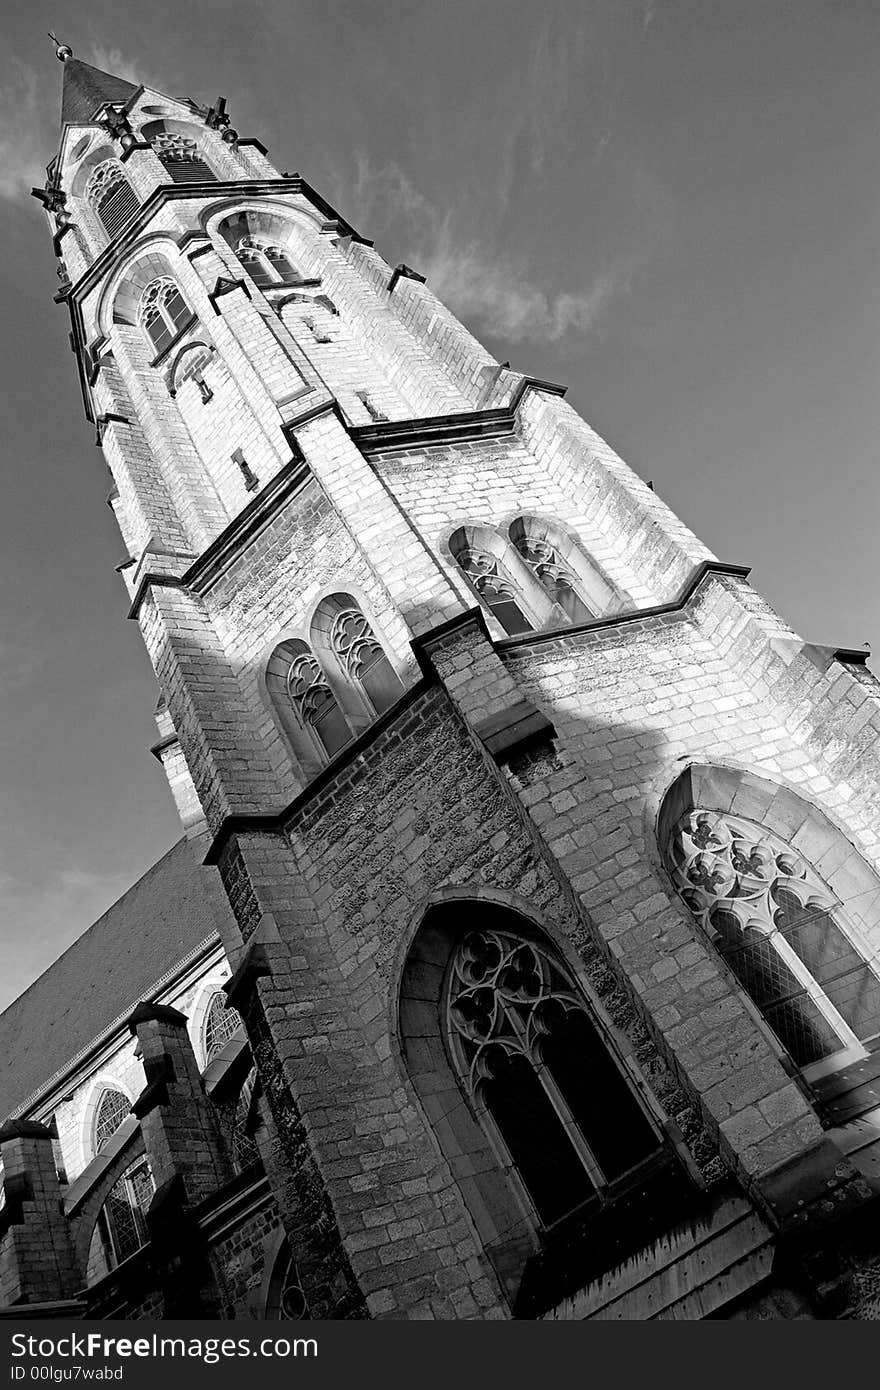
(5, 45, 880, 1318)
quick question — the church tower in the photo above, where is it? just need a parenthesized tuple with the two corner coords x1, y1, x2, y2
(39, 43, 880, 1318)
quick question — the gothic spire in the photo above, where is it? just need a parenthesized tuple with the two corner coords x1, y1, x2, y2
(56, 40, 139, 128)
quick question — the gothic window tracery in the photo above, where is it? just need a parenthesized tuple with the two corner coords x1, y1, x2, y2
(235, 236, 300, 289)
(313, 595, 404, 717)
(85, 160, 139, 238)
(203, 992, 243, 1065)
(509, 518, 594, 625)
(151, 132, 215, 183)
(265, 1241, 310, 1320)
(446, 925, 660, 1226)
(449, 531, 533, 636)
(99, 1158, 154, 1267)
(138, 277, 194, 358)
(266, 638, 353, 762)
(667, 809, 880, 1074)
(92, 1088, 130, 1156)
(231, 1066, 260, 1172)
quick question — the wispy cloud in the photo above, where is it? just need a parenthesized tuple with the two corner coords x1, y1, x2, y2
(350, 157, 661, 345)
(0, 59, 51, 202)
(419, 226, 625, 344)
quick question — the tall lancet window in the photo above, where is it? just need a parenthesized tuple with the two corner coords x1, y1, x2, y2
(203, 992, 243, 1065)
(85, 160, 139, 237)
(266, 638, 353, 762)
(312, 594, 404, 717)
(449, 529, 533, 636)
(509, 518, 594, 625)
(92, 1088, 130, 1156)
(138, 278, 194, 357)
(667, 810, 880, 1076)
(235, 237, 300, 289)
(446, 922, 661, 1226)
(151, 131, 215, 183)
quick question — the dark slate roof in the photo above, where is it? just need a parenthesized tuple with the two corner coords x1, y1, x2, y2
(0, 838, 230, 1119)
(61, 59, 138, 128)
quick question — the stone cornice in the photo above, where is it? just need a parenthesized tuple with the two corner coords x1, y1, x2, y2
(496, 562, 753, 652)
(202, 564, 763, 865)
(348, 376, 568, 456)
(126, 456, 316, 620)
(183, 455, 311, 597)
(126, 571, 187, 622)
(203, 679, 433, 865)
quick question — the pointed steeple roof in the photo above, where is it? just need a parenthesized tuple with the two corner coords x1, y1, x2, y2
(60, 58, 138, 127)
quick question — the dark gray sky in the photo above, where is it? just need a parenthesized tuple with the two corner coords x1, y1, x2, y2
(1, 0, 879, 1007)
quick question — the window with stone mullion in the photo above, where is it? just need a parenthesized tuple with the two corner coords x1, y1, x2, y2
(668, 808, 880, 1078)
(448, 928, 660, 1228)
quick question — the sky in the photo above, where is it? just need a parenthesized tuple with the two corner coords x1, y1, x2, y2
(0, 0, 879, 1007)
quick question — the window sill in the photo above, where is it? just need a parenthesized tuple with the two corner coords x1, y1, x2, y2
(512, 1151, 704, 1317)
(810, 1048, 880, 1126)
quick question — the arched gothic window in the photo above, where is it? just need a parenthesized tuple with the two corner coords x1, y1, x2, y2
(98, 1158, 154, 1268)
(264, 1240, 310, 1319)
(231, 1066, 260, 1172)
(235, 236, 300, 289)
(93, 1088, 130, 1156)
(449, 529, 533, 636)
(203, 992, 243, 1065)
(667, 809, 880, 1076)
(138, 277, 194, 357)
(446, 922, 661, 1227)
(311, 594, 404, 717)
(85, 161, 139, 237)
(266, 638, 353, 762)
(151, 132, 215, 183)
(509, 518, 594, 625)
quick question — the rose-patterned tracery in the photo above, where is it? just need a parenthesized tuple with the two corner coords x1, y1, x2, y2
(151, 131, 215, 183)
(447, 928, 660, 1226)
(510, 530, 593, 625)
(669, 809, 880, 1071)
(138, 277, 193, 357)
(266, 638, 352, 762)
(285, 646, 352, 756)
(235, 236, 299, 288)
(314, 595, 403, 716)
(450, 539, 533, 636)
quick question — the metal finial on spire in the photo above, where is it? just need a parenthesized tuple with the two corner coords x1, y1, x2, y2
(48, 32, 73, 62)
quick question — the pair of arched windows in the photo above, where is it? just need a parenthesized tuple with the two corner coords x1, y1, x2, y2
(234, 235, 301, 289)
(449, 518, 617, 637)
(138, 277, 194, 357)
(267, 595, 404, 766)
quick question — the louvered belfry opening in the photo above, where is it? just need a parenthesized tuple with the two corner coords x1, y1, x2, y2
(152, 132, 215, 183)
(87, 161, 139, 237)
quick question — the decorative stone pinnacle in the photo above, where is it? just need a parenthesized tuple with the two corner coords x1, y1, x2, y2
(48, 31, 73, 62)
